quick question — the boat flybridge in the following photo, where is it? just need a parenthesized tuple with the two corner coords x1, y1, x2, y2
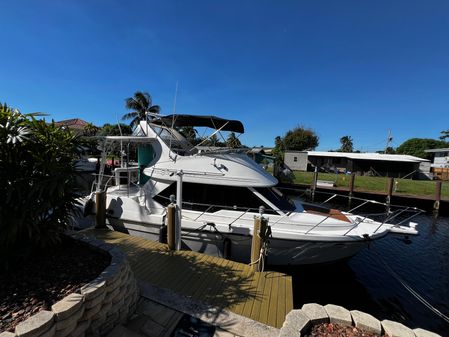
(86, 114, 420, 266)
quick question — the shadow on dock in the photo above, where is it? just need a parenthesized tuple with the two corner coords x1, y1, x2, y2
(80, 228, 292, 329)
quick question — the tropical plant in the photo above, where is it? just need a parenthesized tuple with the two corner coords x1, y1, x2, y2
(95, 123, 134, 157)
(283, 126, 319, 151)
(122, 91, 160, 128)
(203, 134, 220, 147)
(0, 104, 81, 268)
(272, 136, 285, 164)
(226, 132, 242, 148)
(97, 123, 132, 136)
(339, 135, 353, 152)
(178, 126, 198, 144)
(83, 122, 99, 136)
(384, 146, 396, 154)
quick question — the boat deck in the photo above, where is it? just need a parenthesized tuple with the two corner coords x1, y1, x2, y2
(80, 228, 293, 328)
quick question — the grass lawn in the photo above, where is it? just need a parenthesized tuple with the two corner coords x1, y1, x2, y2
(291, 171, 449, 199)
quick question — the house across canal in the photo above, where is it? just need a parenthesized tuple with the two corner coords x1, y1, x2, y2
(284, 151, 430, 179)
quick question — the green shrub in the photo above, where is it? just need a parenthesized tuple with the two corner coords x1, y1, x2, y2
(0, 104, 81, 268)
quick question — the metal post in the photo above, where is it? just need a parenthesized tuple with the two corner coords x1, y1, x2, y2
(175, 170, 183, 250)
(434, 181, 442, 212)
(166, 198, 176, 250)
(95, 190, 106, 228)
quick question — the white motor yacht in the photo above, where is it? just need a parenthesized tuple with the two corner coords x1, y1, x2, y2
(84, 115, 419, 265)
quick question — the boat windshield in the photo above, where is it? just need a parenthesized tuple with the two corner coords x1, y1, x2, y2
(150, 125, 196, 155)
(254, 187, 296, 213)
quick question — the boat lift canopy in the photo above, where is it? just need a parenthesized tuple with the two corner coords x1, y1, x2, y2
(151, 114, 245, 134)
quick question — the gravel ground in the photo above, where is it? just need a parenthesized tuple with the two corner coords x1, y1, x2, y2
(0, 237, 110, 333)
(305, 322, 381, 337)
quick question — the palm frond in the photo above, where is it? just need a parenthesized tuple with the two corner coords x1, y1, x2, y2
(121, 111, 138, 121)
(148, 105, 161, 114)
(134, 91, 151, 106)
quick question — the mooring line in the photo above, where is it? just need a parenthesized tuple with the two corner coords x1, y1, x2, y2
(376, 252, 449, 324)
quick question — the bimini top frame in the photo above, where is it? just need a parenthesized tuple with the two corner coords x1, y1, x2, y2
(151, 114, 245, 134)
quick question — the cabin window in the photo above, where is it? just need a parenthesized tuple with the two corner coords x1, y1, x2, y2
(293, 156, 298, 162)
(254, 187, 295, 212)
(154, 183, 278, 214)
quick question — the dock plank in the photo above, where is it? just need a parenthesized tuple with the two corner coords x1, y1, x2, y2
(226, 264, 254, 315)
(285, 274, 294, 316)
(257, 271, 274, 325)
(81, 229, 293, 328)
(267, 272, 280, 327)
(241, 270, 261, 318)
(276, 274, 287, 328)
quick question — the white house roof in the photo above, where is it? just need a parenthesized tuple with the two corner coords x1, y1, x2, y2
(304, 151, 429, 163)
(424, 148, 449, 153)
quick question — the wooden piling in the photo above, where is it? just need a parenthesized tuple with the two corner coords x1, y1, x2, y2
(250, 216, 269, 272)
(251, 217, 262, 271)
(434, 181, 442, 211)
(386, 177, 394, 207)
(95, 190, 106, 228)
(348, 173, 355, 208)
(311, 167, 318, 202)
(166, 204, 176, 250)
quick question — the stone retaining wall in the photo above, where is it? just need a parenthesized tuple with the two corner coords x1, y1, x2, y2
(3, 234, 139, 337)
(279, 303, 441, 337)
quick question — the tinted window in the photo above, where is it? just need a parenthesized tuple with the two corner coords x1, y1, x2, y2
(154, 183, 277, 214)
(254, 187, 295, 212)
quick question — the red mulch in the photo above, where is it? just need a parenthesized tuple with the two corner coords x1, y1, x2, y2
(0, 237, 111, 333)
(305, 322, 381, 337)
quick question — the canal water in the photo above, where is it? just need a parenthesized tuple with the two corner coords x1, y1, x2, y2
(275, 213, 449, 335)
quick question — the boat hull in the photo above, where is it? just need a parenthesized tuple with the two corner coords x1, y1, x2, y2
(106, 217, 369, 265)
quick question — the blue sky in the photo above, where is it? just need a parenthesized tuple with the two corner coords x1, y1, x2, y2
(1, 1, 448, 150)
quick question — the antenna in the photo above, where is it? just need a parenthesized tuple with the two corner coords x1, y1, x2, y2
(168, 81, 179, 155)
(385, 130, 393, 153)
(172, 81, 179, 115)
(116, 112, 124, 168)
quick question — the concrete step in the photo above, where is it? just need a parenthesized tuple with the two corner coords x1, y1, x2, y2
(107, 325, 146, 337)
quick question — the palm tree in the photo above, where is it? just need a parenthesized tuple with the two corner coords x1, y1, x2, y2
(178, 126, 197, 144)
(440, 129, 449, 140)
(226, 132, 242, 148)
(339, 135, 354, 152)
(83, 123, 99, 136)
(122, 91, 160, 128)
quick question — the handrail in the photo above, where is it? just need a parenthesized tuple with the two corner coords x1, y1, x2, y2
(320, 193, 338, 205)
(96, 182, 422, 238)
(276, 186, 425, 213)
(304, 214, 333, 234)
(90, 174, 115, 193)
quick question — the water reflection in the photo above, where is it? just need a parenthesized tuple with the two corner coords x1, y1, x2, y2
(273, 214, 449, 336)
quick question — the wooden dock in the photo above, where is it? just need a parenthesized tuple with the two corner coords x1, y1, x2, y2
(82, 229, 293, 328)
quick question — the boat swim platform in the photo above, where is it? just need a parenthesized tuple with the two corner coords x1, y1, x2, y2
(79, 228, 293, 329)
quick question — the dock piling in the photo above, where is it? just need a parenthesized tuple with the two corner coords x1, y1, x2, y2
(434, 181, 442, 212)
(311, 167, 318, 202)
(166, 201, 176, 250)
(386, 177, 394, 213)
(176, 171, 183, 251)
(251, 206, 269, 272)
(348, 173, 355, 208)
